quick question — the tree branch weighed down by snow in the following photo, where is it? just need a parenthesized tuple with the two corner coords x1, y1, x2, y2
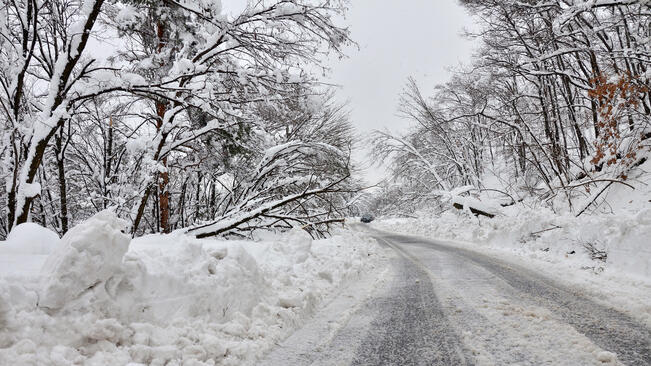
(8, 0, 106, 229)
(187, 174, 352, 238)
(186, 140, 356, 238)
(0, 0, 358, 239)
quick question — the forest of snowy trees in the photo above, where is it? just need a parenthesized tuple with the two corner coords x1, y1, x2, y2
(0, 0, 360, 239)
(1, 0, 649, 239)
(369, 0, 650, 216)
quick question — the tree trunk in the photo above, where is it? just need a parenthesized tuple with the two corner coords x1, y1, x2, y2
(7, 138, 20, 232)
(15, 119, 64, 225)
(54, 133, 69, 234)
(156, 101, 171, 233)
(104, 117, 114, 208)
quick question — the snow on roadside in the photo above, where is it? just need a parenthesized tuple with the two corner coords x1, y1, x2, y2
(0, 223, 61, 282)
(373, 208, 651, 326)
(2, 223, 61, 256)
(0, 211, 381, 365)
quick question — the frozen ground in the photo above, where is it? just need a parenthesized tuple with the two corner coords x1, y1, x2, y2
(0, 211, 382, 365)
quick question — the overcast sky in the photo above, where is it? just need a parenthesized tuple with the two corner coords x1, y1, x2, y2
(325, 0, 476, 183)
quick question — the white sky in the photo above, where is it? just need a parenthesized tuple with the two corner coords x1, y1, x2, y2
(324, 0, 476, 184)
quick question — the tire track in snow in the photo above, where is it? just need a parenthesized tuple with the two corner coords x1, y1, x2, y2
(259, 251, 392, 366)
(406, 245, 548, 365)
(262, 228, 650, 365)
(382, 232, 651, 365)
(402, 242, 627, 365)
(345, 236, 472, 366)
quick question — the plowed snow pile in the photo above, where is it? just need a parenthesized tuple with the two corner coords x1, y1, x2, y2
(0, 211, 381, 365)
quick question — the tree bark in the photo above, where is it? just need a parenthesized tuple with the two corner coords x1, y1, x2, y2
(156, 101, 171, 233)
(54, 132, 69, 234)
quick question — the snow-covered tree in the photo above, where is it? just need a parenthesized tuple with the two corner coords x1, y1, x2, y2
(0, 0, 359, 239)
(372, 0, 650, 215)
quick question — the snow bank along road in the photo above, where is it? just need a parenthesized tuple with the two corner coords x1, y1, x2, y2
(261, 227, 651, 366)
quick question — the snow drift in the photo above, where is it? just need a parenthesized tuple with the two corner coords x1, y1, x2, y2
(0, 212, 381, 365)
(2, 223, 60, 255)
(377, 207, 651, 280)
(39, 211, 130, 310)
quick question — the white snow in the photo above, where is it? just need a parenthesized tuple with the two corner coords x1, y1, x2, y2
(21, 182, 41, 199)
(0, 215, 381, 365)
(115, 5, 141, 27)
(39, 210, 131, 310)
(1, 223, 60, 255)
(374, 208, 651, 326)
(0, 224, 62, 282)
(596, 351, 618, 363)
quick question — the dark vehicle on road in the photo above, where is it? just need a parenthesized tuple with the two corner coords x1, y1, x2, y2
(360, 214, 374, 223)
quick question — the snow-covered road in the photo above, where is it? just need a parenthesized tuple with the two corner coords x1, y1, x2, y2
(261, 228, 651, 366)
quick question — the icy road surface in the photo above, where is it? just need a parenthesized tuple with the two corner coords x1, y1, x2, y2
(261, 228, 651, 366)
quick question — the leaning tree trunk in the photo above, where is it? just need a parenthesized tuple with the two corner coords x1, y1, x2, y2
(54, 132, 69, 234)
(13, 0, 105, 227)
